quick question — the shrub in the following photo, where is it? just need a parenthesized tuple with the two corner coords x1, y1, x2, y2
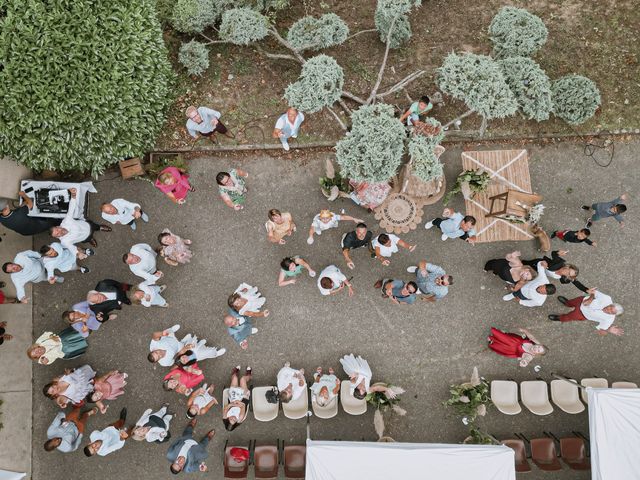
(374, 0, 421, 48)
(409, 134, 444, 182)
(284, 55, 344, 113)
(499, 57, 552, 121)
(336, 104, 406, 183)
(551, 75, 601, 125)
(286, 13, 349, 51)
(171, 0, 218, 34)
(254, 0, 290, 11)
(437, 53, 518, 119)
(219, 8, 269, 45)
(179, 40, 210, 76)
(489, 6, 548, 59)
(0, 0, 174, 175)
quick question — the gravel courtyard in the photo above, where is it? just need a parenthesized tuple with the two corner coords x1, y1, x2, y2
(31, 140, 638, 480)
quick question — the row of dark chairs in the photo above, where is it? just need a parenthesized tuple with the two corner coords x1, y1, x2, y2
(502, 431, 590, 472)
(223, 439, 305, 479)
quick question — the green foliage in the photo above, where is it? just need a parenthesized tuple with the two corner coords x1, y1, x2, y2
(437, 53, 518, 119)
(336, 104, 406, 183)
(443, 169, 491, 205)
(286, 13, 349, 51)
(179, 40, 210, 76)
(319, 171, 351, 195)
(465, 426, 499, 445)
(145, 155, 188, 179)
(254, 0, 290, 11)
(443, 377, 491, 423)
(171, 0, 218, 34)
(0, 0, 175, 175)
(155, 0, 175, 24)
(499, 57, 552, 121)
(284, 55, 344, 113)
(551, 75, 601, 125)
(374, 0, 421, 48)
(409, 118, 445, 182)
(219, 8, 269, 45)
(489, 6, 548, 58)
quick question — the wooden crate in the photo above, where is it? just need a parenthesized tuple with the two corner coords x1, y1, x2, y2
(119, 157, 144, 179)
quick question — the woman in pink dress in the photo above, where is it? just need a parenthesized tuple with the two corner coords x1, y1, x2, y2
(86, 370, 128, 413)
(163, 364, 204, 396)
(488, 327, 547, 367)
(158, 229, 193, 265)
(154, 167, 195, 204)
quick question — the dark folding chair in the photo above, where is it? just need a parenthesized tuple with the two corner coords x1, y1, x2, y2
(560, 436, 590, 470)
(254, 440, 279, 479)
(223, 439, 251, 479)
(282, 441, 306, 479)
(501, 438, 532, 473)
(529, 435, 563, 471)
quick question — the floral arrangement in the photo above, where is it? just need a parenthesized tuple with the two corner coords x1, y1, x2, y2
(443, 367, 491, 423)
(526, 203, 545, 224)
(366, 383, 406, 439)
(443, 169, 491, 205)
(464, 426, 499, 445)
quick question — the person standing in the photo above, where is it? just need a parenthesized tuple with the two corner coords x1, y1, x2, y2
(308, 209, 363, 245)
(229, 283, 269, 317)
(62, 302, 101, 338)
(583, 193, 628, 228)
(44, 406, 99, 453)
(158, 229, 193, 265)
(484, 251, 535, 285)
(407, 261, 452, 302)
(2, 250, 47, 303)
(399, 95, 433, 126)
(277, 362, 307, 403)
(87, 279, 131, 321)
(374, 279, 418, 305)
(503, 261, 556, 307)
(266, 209, 296, 244)
(148, 326, 224, 366)
(551, 228, 596, 247)
(124, 243, 162, 284)
(166, 419, 215, 474)
(186, 105, 233, 142)
(44, 365, 96, 408)
(84, 409, 129, 457)
(425, 208, 477, 243)
(28, 328, 88, 365)
(163, 365, 204, 397)
(155, 167, 195, 204)
(224, 313, 257, 350)
(0, 193, 60, 235)
(549, 289, 624, 336)
(317, 265, 353, 297)
(341, 223, 373, 270)
(278, 256, 315, 287)
(273, 107, 304, 151)
(40, 243, 89, 283)
(132, 404, 173, 443)
(216, 169, 248, 210)
(129, 281, 168, 308)
(100, 199, 149, 231)
(519, 250, 588, 293)
(50, 188, 110, 250)
(187, 384, 218, 419)
(487, 327, 547, 367)
(86, 371, 128, 414)
(371, 233, 416, 266)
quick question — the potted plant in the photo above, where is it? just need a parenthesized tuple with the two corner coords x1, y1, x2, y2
(366, 382, 406, 440)
(443, 367, 492, 424)
(463, 426, 499, 445)
(443, 169, 491, 205)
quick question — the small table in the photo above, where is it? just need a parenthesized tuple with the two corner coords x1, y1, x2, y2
(486, 190, 543, 221)
(19, 180, 95, 218)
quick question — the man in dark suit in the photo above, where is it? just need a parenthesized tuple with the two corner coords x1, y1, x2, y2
(521, 250, 589, 293)
(166, 419, 214, 474)
(87, 279, 131, 321)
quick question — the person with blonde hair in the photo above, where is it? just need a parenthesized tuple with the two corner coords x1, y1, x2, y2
(28, 328, 88, 365)
(154, 166, 194, 204)
(266, 209, 296, 244)
(310, 367, 340, 407)
(488, 327, 547, 367)
(132, 404, 173, 443)
(307, 209, 363, 245)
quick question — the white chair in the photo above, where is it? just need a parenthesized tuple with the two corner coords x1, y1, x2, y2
(520, 381, 554, 415)
(252, 386, 279, 422)
(491, 380, 521, 415)
(550, 380, 585, 414)
(580, 378, 608, 404)
(612, 381, 638, 389)
(311, 392, 339, 419)
(222, 388, 229, 408)
(282, 389, 309, 420)
(340, 380, 367, 415)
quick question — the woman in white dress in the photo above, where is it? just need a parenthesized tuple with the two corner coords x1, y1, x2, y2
(43, 364, 96, 408)
(310, 367, 340, 407)
(222, 366, 252, 432)
(228, 283, 269, 317)
(340, 354, 372, 400)
(131, 404, 173, 443)
(186, 384, 218, 419)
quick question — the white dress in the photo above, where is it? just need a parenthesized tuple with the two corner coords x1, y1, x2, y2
(181, 334, 219, 360)
(193, 384, 215, 409)
(234, 283, 266, 314)
(60, 364, 96, 403)
(340, 354, 372, 396)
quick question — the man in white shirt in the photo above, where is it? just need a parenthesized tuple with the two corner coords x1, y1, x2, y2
(185, 105, 233, 142)
(2, 250, 47, 303)
(503, 261, 556, 307)
(123, 243, 162, 284)
(50, 188, 110, 251)
(148, 325, 225, 367)
(317, 265, 354, 297)
(84, 408, 128, 457)
(273, 107, 304, 151)
(549, 289, 624, 336)
(277, 362, 307, 403)
(100, 199, 148, 231)
(371, 233, 415, 265)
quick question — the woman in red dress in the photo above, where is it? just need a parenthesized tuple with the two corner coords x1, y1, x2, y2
(163, 363, 204, 396)
(154, 166, 195, 204)
(488, 327, 547, 367)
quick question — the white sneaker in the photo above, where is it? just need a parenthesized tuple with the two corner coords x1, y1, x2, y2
(406, 266, 417, 273)
(441, 234, 448, 241)
(307, 237, 314, 245)
(171, 324, 181, 332)
(502, 294, 514, 301)
(251, 328, 258, 334)
(282, 140, 290, 151)
(424, 221, 434, 229)
(309, 270, 316, 277)
(216, 348, 226, 357)
(291, 134, 298, 138)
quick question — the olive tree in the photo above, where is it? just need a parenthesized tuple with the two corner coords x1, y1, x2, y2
(489, 6, 548, 58)
(551, 75, 601, 125)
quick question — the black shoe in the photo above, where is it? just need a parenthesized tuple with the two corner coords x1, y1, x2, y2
(84, 248, 95, 256)
(119, 407, 127, 421)
(79, 266, 90, 274)
(89, 238, 98, 248)
(586, 220, 593, 228)
(99, 225, 112, 232)
(548, 315, 560, 321)
(581, 205, 591, 211)
(557, 296, 569, 306)
(373, 279, 383, 289)
(550, 231, 557, 238)
(0, 281, 5, 288)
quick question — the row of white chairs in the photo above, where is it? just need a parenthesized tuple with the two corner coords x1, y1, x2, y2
(222, 380, 368, 421)
(491, 379, 638, 416)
